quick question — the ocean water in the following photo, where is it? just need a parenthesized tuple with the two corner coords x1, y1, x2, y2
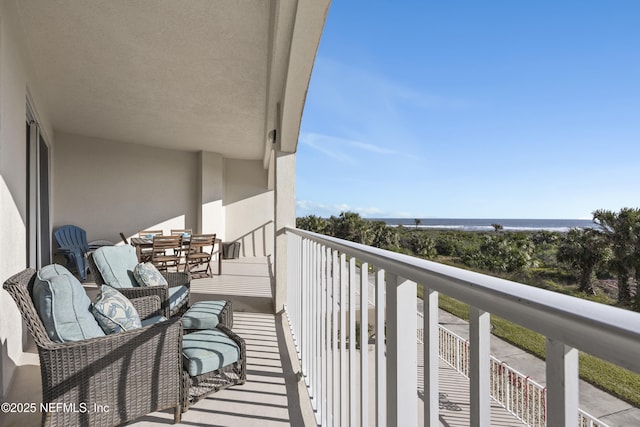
(377, 218, 597, 232)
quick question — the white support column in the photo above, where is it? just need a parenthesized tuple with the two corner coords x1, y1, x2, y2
(386, 274, 417, 427)
(470, 307, 491, 427)
(274, 151, 296, 312)
(546, 338, 579, 427)
(424, 288, 439, 427)
(197, 151, 224, 237)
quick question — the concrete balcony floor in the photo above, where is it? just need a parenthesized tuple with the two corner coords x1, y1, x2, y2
(2, 257, 528, 427)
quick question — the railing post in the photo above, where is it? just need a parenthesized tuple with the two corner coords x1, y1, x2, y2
(360, 262, 369, 427)
(320, 245, 328, 426)
(339, 253, 347, 426)
(316, 243, 324, 424)
(301, 239, 308, 383)
(546, 338, 579, 427)
(386, 273, 417, 427)
(332, 250, 339, 425)
(375, 268, 386, 427)
(470, 306, 491, 427)
(349, 257, 357, 427)
(424, 288, 439, 427)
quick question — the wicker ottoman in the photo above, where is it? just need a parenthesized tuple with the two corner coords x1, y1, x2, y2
(182, 300, 233, 331)
(181, 327, 246, 411)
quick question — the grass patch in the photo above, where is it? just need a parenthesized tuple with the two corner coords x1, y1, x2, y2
(431, 292, 640, 407)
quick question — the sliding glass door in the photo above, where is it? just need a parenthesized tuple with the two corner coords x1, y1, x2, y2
(26, 102, 51, 268)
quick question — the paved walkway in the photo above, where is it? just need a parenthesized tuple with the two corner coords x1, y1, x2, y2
(417, 300, 640, 427)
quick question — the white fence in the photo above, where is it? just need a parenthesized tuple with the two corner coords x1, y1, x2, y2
(284, 228, 640, 426)
(417, 313, 609, 427)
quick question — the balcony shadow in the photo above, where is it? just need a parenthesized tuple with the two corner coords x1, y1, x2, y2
(133, 311, 307, 426)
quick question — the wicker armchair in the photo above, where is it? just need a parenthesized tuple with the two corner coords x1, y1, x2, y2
(3, 269, 183, 426)
(87, 251, 191, 318)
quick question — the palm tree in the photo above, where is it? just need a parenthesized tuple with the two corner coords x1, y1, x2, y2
(331, 211, 371, 244)
(593, 208, 640, 304)
(414, 218, 422, 229)
(557, 228, 610, 294)
(296, 215, 328, 234)
(371, 221, 399, 249)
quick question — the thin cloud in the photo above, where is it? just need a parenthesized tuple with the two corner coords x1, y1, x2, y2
(310, 56, 473, 114)
(301, 134, 355, 164)
(349, 140, 395, 155)
(300, 132, 395, 164)
(303, 57, 462, 161)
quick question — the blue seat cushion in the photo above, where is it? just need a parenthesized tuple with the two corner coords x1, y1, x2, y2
(33, 264, 106, 342)
(168, 285, 189, 311)
(92, 245, 139, 288)
(182, 301, 227, 329)
(182, 329, 241, 376)
(141, 315, 168, 327)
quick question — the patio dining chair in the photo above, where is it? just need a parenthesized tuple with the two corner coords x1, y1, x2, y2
(184, 234, 217, 277)
(137, 230, 163, 261)
(171, 228, 192, 236)
(152, 235, 184, 272)
(171, 229, 192, 258)
(138, 229, 163, 237)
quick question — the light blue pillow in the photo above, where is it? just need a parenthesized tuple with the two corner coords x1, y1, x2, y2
(92, 245, 139, 288)
(92, 285, 142, 333)
(33, 264, 105, 342)
(133, 262, 168, 287)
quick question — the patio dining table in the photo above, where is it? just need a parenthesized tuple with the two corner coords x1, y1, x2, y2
(130, 236, 223, 275)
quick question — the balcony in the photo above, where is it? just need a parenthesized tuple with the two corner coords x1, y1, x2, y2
(2, 3, 638, 424)
(282, 228, 640, 427)
(4, 229, 640, 427)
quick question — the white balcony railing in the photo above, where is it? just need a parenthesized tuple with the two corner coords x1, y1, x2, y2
(419, 315, 610, 427)
(283, 228, 640, 426)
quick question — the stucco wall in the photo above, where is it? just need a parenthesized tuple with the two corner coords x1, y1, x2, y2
(224, 158, 274, 257)
(53, 133, 200, 243)
(52, 136, 274, 258)
(0, 0, 54, 398)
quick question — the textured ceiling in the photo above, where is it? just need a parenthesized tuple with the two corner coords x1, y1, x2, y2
(16, 0, 272, 159)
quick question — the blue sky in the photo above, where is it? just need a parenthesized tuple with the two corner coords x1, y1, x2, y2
(296, 1, 640, 220)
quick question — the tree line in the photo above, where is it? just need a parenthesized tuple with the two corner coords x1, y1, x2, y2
(297, 208, 640, 311)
